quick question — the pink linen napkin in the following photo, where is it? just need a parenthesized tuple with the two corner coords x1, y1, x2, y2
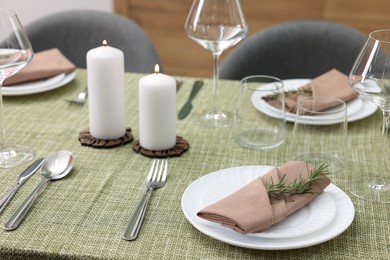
(3, 48, 76, 86)
(265, 69, 358, 113)
(197, 161, 330, 234)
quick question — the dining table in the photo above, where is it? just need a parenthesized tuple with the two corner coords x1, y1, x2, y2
(0, 68, 388, 260)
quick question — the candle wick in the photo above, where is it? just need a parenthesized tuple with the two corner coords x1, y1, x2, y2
(154, 64, 160, 74)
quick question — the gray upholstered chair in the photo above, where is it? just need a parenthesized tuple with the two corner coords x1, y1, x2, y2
(219, 20, 367, 80)
(25, 10, 160, 73)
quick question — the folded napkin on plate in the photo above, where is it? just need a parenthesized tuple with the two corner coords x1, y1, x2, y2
(3, 48, 76, 86)
(264, 69, 358, 113)
(197, 161, 330, 234)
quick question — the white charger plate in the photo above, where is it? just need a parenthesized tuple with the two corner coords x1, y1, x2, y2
(2, 72, 76, 96)
(251, 79, 377, 125)
(181, 166, 355, 250)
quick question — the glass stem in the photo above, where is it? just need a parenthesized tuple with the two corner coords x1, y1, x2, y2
(0, 87, 6, 150)
(212, 52, 220, 115)
(380, 110, 390, 177)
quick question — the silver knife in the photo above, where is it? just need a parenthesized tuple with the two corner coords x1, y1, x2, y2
(0, 158, 45, 214)
(178, 80, 203, 119)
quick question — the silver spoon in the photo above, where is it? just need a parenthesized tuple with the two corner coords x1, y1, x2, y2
(3, 150, 74, 231)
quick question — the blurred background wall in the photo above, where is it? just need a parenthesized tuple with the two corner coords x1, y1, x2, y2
(2, 0, 113, 24)
(114, 0, 390, 77)
(2, 0, 390, 78)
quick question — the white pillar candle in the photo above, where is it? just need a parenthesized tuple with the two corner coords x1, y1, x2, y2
(139, 64, 176, 150)
(87, 40, 126, 140)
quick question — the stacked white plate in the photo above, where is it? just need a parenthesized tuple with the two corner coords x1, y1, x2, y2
(251, 79, 377, 125)
(181, 166, 355, 250)
(2, 72, 76, 96)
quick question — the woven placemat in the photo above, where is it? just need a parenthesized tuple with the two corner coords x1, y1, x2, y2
(78, 128, 133, 148)
(132, 136, 189, 158)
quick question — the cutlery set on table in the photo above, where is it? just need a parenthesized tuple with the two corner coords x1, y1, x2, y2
(0, 152, 170, 242)
(0, 151, 74, 231)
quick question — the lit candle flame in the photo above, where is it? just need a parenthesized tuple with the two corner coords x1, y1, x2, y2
(154, 64, 160, 74)
(102, 40, 108, 47)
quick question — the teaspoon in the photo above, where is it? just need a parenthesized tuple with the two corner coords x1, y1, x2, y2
(3, 150, 74, 231)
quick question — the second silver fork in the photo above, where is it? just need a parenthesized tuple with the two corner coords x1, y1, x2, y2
(123, 159, 168, 241)
(66, 87, 88, 105)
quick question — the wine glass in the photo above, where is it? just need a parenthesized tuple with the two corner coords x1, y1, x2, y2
(0, 8, 34, 168)
(185, 0, 248, 127)
(349, 29, 390, 203)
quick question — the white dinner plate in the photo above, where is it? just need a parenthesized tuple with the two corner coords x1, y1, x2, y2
(202, 171, 337, 239)
(251, 79, 377, 125)
(2, 71, 76, 96)
(181, 166, 355, 250)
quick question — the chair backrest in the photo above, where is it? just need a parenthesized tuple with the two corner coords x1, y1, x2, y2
(219, 20, 367, 80)
(25, 10, 161, 73)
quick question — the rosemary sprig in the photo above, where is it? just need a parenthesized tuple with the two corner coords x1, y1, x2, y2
(264, 163, 329, 203)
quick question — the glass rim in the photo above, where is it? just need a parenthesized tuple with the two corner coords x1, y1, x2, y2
(298, 96, 347, 115)
(240, 75, 284, 91)
(369, 29, 390, 43)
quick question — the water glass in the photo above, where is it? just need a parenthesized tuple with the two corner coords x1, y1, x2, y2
(233, 75, 286, 149)
(290, 96, 347, 174)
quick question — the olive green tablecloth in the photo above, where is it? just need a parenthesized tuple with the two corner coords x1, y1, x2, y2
(0, 69, 387, 259)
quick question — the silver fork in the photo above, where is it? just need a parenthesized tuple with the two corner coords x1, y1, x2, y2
(66, 87, 88, 105)
(123, 159, 168, 241)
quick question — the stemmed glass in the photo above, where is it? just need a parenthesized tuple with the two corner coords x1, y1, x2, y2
(349, 29, 390, 203)
(0, 9, 34, 168)
(185, 0, 248, 127)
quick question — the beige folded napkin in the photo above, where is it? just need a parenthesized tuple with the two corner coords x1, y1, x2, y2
(3, 48, 76, 86)
(264, 69, 358, 113)
(197, 161, 330, 234)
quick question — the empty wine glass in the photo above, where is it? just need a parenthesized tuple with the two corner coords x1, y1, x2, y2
(185, 0, 248, 127)
(0, 8, 34, 168)
(349, 29, 390, 203)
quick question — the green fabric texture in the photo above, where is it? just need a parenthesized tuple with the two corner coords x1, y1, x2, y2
(0, 69, 387, 259)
